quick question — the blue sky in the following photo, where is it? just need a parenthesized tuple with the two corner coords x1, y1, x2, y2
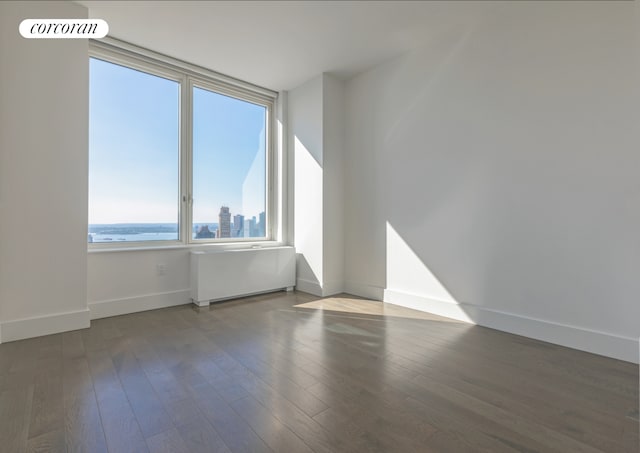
(89, 57, 266, 225)
(192, 86, 265, 224)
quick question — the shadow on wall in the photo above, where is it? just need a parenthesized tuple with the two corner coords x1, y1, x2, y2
(296, 253, 322, 295)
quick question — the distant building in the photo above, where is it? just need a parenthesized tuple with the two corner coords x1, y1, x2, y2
(258, 211, 266, 237)
(218, 206, 231, 238)
(195, 225, 214, 239)
(251, 216, 258, 236)
(233, 214, 244, 237)
(244, 217, 254, 238)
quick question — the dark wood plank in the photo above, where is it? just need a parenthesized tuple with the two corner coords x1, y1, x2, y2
(0, 385, 34, 453)
(109, 346, 174, 439)
(28, 364, 63, 439)
(26, 429, 65, 453)
(62, 357, 108, 453)
(146, 428, 190, 453)
(231, 395, 315, 453)
(61, 330, 85, 361)
(86, 347, 149, 453)
(195, 390, 274, 453)
(176, 417, 232, 453)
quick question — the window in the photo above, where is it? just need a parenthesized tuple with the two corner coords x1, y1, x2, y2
(88, 40, 277, 247)
(192, 86, 267, 240)
(89, 58, 181, 243)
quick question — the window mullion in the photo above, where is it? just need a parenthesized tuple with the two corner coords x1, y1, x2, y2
(180, 74, 191, 245)
(185, 76, 194, 244)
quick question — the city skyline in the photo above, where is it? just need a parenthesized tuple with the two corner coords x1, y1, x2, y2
(195, 205, 266, 239)
(88, 203, 266, 243)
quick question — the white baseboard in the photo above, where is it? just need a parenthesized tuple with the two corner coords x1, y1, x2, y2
(296, 278, 323, 297)
(296, 278, 345, 297)
(321, 280, 345, 297)
(89, 289, 191, 320)
(383, 289, 472, 322)
(1, 308, 90, 343)
(344, 281, 385, 301)
(383, 288, 639, 364)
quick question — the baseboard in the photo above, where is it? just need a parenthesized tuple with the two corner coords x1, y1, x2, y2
(383, 289, 639, 364)
(383, 289, 472, 322)
(344, 281, 385, 301)
(295, 278, 323, 297)
(321, 280, 345, 297)
(295, 278, 346, 297)
(89, 289, 191, 320)
(1, 308, 90, 343)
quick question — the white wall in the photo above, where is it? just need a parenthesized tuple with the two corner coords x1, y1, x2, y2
(0, 1, 90, 341)
(322, 74, 345, 295)
(344, 2, 639, 363)
(290, 75, 325, 293)
(0, 1, 191, 336)
(87, 249, 191, 319)
(289, 74, 345, 296)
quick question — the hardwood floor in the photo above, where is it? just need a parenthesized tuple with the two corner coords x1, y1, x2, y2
(0, 291, 637, 452)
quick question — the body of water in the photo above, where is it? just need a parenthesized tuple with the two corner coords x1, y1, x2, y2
(88, 223, 219, 243)
(90, 232, 179, 243)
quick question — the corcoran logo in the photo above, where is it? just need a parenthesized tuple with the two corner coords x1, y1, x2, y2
(19, 19, 109, 39)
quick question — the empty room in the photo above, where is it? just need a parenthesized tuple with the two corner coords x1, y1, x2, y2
(0, 1, 638, 452)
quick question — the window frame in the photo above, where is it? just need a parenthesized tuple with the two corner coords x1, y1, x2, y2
(88, 38, 279, 250)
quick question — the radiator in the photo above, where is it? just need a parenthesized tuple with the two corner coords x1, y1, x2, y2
(190, 246, 296, 306)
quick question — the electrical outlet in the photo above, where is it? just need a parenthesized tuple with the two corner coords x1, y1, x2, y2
(156, 263, 167, 276)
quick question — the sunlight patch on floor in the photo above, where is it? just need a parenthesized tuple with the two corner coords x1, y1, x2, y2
(294, 296, 466, 323)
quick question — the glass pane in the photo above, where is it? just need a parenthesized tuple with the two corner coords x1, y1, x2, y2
(88, 58, 180, 243)
(192, 86, 267, 240)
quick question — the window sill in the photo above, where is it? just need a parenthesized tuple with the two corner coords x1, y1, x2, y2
(87, 241, 288, 254)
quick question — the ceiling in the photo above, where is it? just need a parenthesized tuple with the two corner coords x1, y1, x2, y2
(79, 1, 493, 91)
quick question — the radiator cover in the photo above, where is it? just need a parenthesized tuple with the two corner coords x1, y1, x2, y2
(190, 246, 296, 306)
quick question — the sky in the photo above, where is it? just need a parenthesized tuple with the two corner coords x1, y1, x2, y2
(89, 57, 266, 225)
